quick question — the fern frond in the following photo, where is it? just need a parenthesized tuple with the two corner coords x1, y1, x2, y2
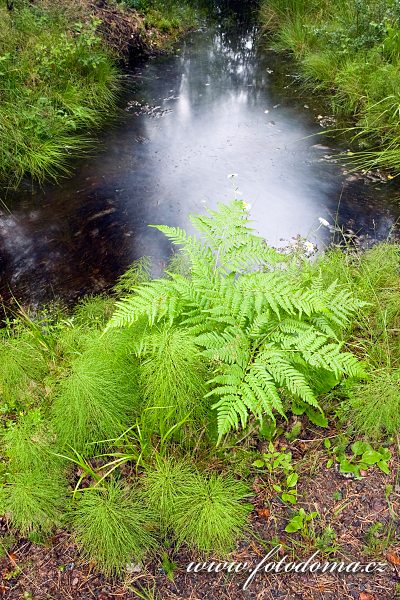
(260, 346, 318, 408)
(113, 257, 151, 294)
(191, 201, 283, 273)
(106, 279, 179, 330)
(247, 362, 285, 416)
(212, 393, 249, 434)
(107, 201, 366, 439)
(196, 328, 250, 367)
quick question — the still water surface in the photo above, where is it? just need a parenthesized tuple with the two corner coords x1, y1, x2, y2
(1, 14, 399, 305)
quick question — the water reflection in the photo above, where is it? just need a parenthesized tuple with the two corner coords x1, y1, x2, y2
(0, 12, 399, 306)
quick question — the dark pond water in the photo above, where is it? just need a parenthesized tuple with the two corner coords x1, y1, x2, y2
(1, 7, 400, 306)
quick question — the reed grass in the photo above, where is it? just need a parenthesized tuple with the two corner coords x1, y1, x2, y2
(260, 0, 400, 174)
(0, 3, 118, 184)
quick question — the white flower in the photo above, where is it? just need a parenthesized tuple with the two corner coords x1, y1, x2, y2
(304, 241, 315, 253)
(318, 217, 330, 227)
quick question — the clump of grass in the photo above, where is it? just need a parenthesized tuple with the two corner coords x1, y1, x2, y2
(273, 16, 317, 58)
(310, 243, 400, 368)
(2, 409, 57, 472)
(144, 458, 252, 555)
(144, 457, 196, 526)
(73, 480, 156, 576)
(332, 55, 372, 116)
(348, 245, 400, 369)
(131, 0, 198, 37)
(3, 469, 67, 535)
(309, 243, 400, 441)
(51, 348, 139, 451)
(341, 370, 400, 440)
(260, 0, 400, 173)
(137, 325, 208, 435)
(172, 472, 252, 555)
(73, 295, 116, 329)
(302, 51, 340, 90)
(0, 333, 48, 413)
(0, 3, 118, 183)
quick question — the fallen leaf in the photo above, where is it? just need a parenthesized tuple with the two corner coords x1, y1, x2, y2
(386, 551, 400, 565)
(8, 553, 17, 564)
(359, 593, 374, 600)
(257, 508, 270, 519)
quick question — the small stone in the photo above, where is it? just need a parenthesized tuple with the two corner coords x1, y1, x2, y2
(126, 562, 142, 574)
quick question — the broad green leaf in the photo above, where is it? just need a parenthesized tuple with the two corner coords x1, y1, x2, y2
(377, 461, 390, 475)
(306, 407, 328, 428)
(282, 492, 297, 504)
(351, 441, 370, 456)
(306, 511, 319, 521)
(378, 447, 392, 461)
(286, 472, 298, 488)
(339, 459, 357, 473)
(284, 516, 303, 533)
(361, 450, 383, 465)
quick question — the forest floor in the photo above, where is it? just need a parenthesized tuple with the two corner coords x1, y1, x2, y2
(2, 421, 399, 600)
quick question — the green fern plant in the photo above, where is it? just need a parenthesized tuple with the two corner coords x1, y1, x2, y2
(107, 201, 366, 441)
(113, 257, 152, 294)
(72, 480, 156, 577)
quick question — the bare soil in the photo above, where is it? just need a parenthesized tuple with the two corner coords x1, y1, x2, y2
(1, 426, 399, 600)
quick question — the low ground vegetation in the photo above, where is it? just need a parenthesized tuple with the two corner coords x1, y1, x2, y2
(0, 0, 198, 184)
(0, 201, 399, 594)
(260, 0, 400, 174)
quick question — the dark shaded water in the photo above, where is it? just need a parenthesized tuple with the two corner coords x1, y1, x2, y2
(1, 11, 400, 306)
